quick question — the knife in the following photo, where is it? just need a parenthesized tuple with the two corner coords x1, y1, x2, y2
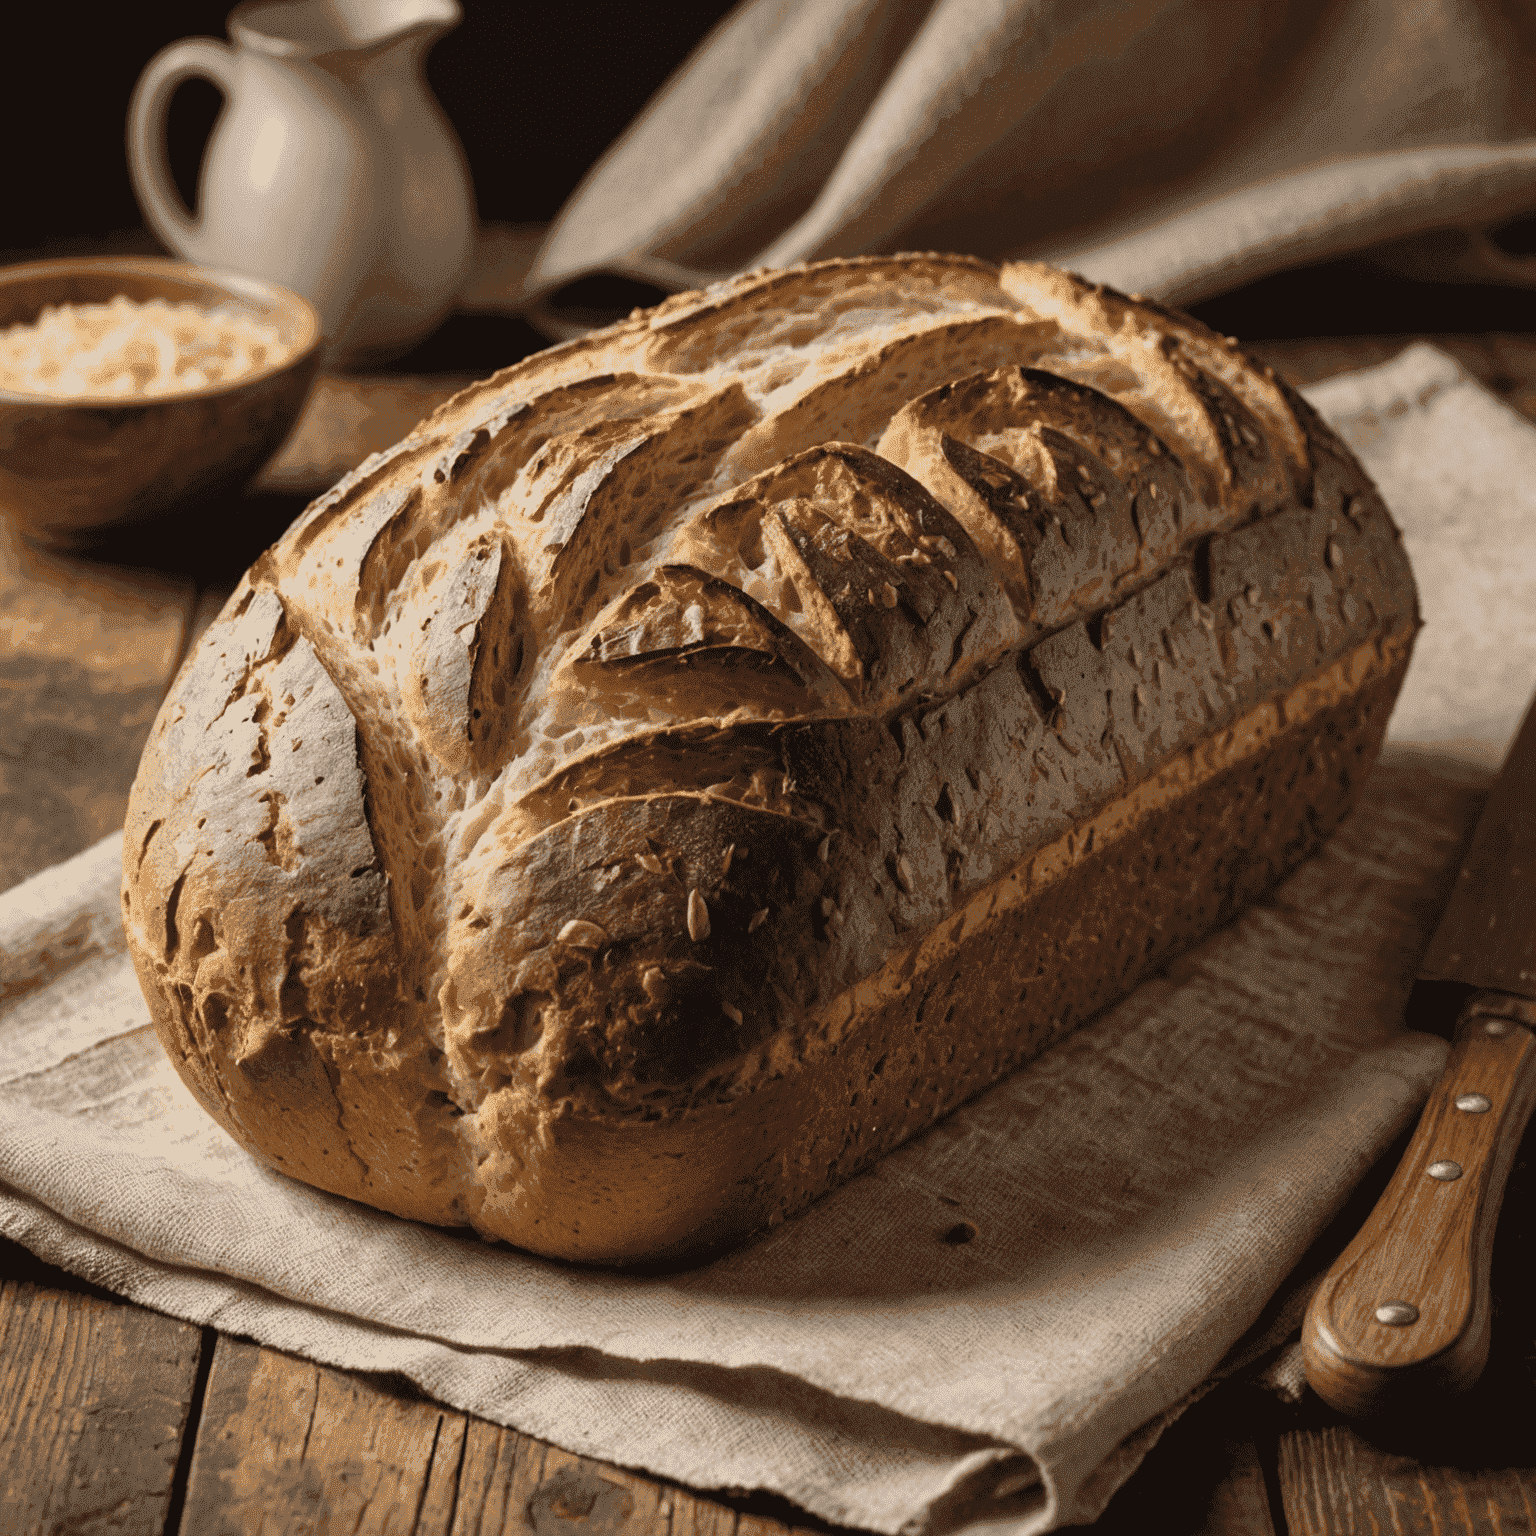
(1301, 690, 1536, 1417)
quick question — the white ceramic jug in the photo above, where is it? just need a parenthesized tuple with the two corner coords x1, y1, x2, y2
(128, 0, 475, 367)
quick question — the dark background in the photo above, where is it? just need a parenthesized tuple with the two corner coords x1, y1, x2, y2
(7, 0, 1536, 366)
(1, 1, 743, 369)
(4, 2, 740, 245)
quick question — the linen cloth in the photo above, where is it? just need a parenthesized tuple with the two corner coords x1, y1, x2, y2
(2, 343, 1535, 1532)
(523, 0, 1536, 324)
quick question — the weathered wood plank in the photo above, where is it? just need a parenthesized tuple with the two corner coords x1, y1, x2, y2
(451, 1417, 549, 1535)
(0, 1278, 204, 1536)
(0, 514, 205, 1531)
(671, 1489, 742, 1536)
(444, 1407, 846, 1536)
(174, 1334, 832, 1536)
(413, 1408, 474, 1536)
(447, 1426, 806, 1536)
(1279, 1425, 1536, 1536)
(0, 519, 194, 892)
(530, 1445, 674, 1536)
(179, 1334, 466, 1534)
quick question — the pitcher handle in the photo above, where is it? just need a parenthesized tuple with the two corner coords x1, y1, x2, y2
(127, 38, 238, 257)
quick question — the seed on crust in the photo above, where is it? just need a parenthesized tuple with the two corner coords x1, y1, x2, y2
(721, 1001, 743, 1025)
(894, 854, 915, 894)
(557, 919, 608, 948)
(748, 908, 769, 932)
(687, 888, 710, 942)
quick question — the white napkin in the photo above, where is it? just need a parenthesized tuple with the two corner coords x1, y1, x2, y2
(3, 344, 1533, 1532)
(524, 0, 1536, 318)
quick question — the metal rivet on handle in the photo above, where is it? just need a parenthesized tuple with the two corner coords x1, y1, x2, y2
(1485, 1020, 1514, 1038)
(1455, 1092, 1493, 1113)
(1428, 1160, 1464, 1181)
(1375, 1301, 1420, 1326)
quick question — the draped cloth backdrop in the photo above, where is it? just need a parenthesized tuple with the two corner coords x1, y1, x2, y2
(523, 0, 1536, 325)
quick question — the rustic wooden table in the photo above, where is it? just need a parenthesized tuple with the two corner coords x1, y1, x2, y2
(5, 334, 1536, 1535)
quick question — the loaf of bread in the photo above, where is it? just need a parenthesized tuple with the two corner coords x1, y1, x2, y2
(122, 256, 1417, 1264)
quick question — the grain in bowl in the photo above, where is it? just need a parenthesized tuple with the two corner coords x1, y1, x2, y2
(0, 293, 291, 399)
(0, 255, 322, 546)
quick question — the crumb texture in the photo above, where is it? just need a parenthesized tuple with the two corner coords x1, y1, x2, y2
(122, 255, 1418, 1263)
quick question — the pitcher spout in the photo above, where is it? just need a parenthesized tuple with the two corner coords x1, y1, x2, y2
(229, 0, 462, 59)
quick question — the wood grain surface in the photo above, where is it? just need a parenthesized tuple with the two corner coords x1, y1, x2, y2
(0, 519, 193, 884)
(6, 332, 1536, 1535)
(176, 1336, 816, 1536)
(180, 1337, 466, 1535)
(1279, 1426, 1536, 1536)
(0, 1279, 205, 1536)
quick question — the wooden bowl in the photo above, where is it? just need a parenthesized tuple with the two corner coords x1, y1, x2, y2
(0, 257, 322, 547)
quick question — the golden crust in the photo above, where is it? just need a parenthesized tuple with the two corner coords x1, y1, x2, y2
(122, 255, 1418, 1264)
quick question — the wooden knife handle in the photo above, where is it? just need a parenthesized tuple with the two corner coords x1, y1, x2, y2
(1302, 994, 1536, 1416)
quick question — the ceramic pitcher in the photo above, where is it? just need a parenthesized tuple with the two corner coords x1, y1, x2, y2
(128, 0, 475, 366)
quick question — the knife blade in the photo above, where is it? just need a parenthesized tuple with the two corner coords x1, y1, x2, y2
(1301, 690, 1536, 1416)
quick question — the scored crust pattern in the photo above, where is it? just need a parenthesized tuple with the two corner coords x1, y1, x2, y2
(123, 256, 1418, 1263)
